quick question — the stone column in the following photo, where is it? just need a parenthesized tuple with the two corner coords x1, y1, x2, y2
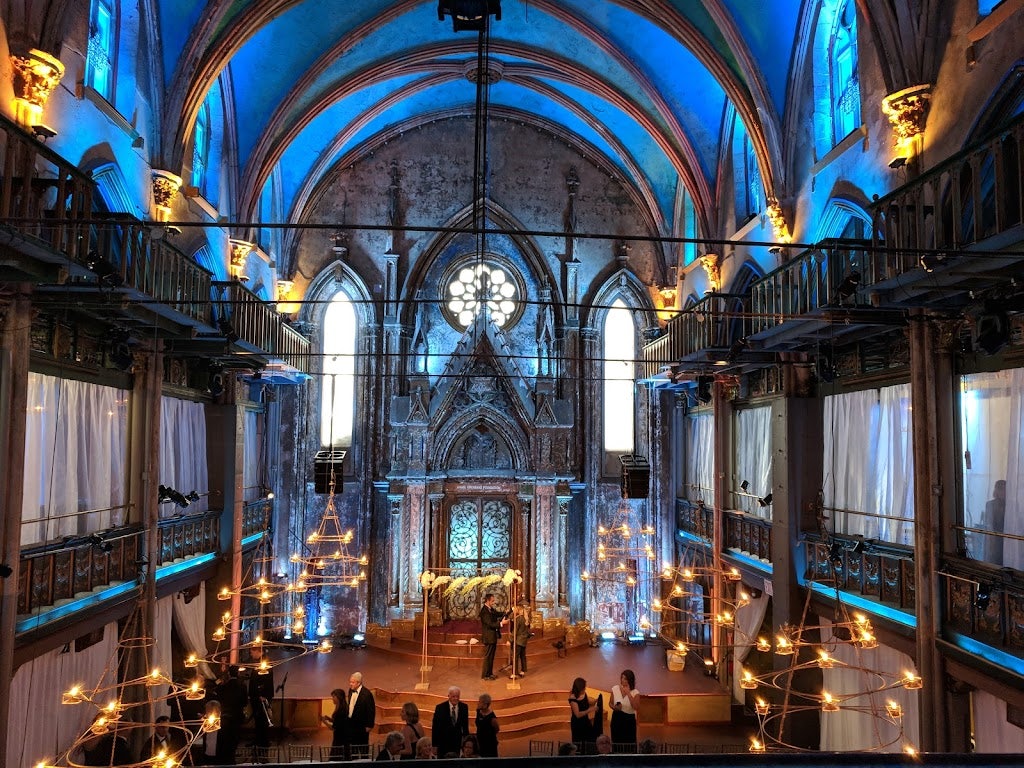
(0, 286, 32, 763)
(532, 483, 558, 610)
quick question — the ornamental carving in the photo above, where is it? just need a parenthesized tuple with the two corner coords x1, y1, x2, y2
(10, 49, 64, 125)
(151, 170, 183, 221)
(765, 198, 790, 244)
(881, 84, 932, 147)
(699, 253, 721, 292)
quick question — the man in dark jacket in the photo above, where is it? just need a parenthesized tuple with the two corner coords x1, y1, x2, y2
(479, 593, 504, 680)
(431, 686, 469, 759)
(246, 646, 275, 761)
(346, 671, 376, 759)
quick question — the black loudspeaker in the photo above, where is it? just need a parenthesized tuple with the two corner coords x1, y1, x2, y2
(313, 449, 347, 494)
(619, 455, 650, 499)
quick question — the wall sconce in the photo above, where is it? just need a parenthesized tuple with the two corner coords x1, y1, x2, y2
(11, 48, 64, 128)
(228, 239, 254, 282)
(882, 84, 932, 168)
(151, 170, 183, 222)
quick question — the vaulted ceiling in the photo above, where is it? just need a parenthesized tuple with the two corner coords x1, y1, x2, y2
(158, 0, 804, 237)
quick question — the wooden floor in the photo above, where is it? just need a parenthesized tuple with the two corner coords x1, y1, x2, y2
(261, 640, 754, 759)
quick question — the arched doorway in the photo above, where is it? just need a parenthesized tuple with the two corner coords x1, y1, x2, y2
(445, 496, 513, 619)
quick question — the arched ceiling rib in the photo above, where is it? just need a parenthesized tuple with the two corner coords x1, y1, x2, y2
(157, 0, 803, 241)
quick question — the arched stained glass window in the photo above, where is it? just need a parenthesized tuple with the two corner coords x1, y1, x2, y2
(321, 292, 357, 447)
(603, 298, 635, 455)
(86, 0, 116, 101)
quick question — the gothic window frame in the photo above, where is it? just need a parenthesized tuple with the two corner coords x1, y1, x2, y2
(320, 289, 359, 449)
(191, 101, 211, 198)
(602, 296, 637, 462)
(86, 0, 117, 103)
(439, 254, 525, 331)
(828, 0, 861, 144)
(730, 113, 763, 227)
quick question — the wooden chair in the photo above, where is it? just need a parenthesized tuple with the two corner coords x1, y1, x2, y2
(529, 739, 554, 756)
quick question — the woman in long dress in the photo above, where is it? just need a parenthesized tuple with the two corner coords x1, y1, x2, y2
(400, 701, 425, 758)
(321, 688, 349, 761)
(610, 669, 640, 746)
(569, 677, 596, 749)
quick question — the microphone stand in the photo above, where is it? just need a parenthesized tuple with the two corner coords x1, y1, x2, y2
(275, 672, 296, 743)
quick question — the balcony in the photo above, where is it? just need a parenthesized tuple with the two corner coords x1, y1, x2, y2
(0, 113, 94, 280)
(156, 510, 221, 566)
(640, 294, 729, 380)
(803, 537, 916, 612)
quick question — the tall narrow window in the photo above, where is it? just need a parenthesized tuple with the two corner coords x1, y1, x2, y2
(830, 0, 860, 142)
(86, 0, 116, 101)
(192, 103, 210, 197)
(320, 292, 357, 447)
(732, 119, 763, 227)
(603, 298, 635, 455)
(679, 188, 698, 266)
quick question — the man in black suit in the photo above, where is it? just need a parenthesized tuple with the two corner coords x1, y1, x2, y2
(139, 715, 188, 762)
(346, 671, 376, 759)
(479, 593, 504, 680)
(431, 686, 469, 759)
(375, 731, 406, 761)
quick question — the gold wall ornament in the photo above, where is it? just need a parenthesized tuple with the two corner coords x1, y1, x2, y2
(276, 279, 300, 314)
(881, 84, 932, 160)
(10, 48, 64, 127)
(229, 239, 255, 280)
(700, 253, 721, 293)
(151, 170, 183, 222)
(765, 198, 791, 245)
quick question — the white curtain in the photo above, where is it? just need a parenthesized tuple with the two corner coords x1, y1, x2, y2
(818, 618, 920, 751)
(21, 374, 129, 545)
(734, 406, 772, 519)
(173, 583, 214, 679)
(973, 688, 1024, 752)
(961, 368, 1024, 568)
(7, 622, 118, 768)
(685, 411, 715, 507)
(731, 591, 770, 702)
(243, 408, 260, 501)
(822, 383, 915, 544)
(154, 595, 175, 717)
(159, 396, 209, 518)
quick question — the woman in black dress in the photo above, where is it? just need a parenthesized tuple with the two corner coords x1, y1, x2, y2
(569, 677, 596, 750)
(321, 688, 349, 760)
(475, 693, 500, 757)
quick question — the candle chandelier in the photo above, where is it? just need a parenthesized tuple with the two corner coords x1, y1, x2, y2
(39, 604, 217, 768)
(580, 500, 656, 587)
(289, 480, 368, 591)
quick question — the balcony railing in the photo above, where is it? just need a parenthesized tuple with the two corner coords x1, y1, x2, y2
(724, 511, 772, 564)
(871, 112, 1024, 258)
(746, 239, 871, 339)
(940, 558, 1024, 659)
(0, 113, 93, 265)
(803, 537, 916, 610)
(88, 216, 213, 326)
(17, 526, 143, 618)
(216, 280, 281, 354)
(242, 498, 273, 539)
(156, 511, 221, 566)
(641, 294, 727, 379)
(277, 322, 311, 373)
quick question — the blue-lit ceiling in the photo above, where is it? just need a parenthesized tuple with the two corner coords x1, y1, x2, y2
(158, 0, 802, 232)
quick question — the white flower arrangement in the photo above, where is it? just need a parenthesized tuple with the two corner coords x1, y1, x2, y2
(430, 575, 452, 593)
(444, 576, 466, 596)
(419, 571, 435, 588)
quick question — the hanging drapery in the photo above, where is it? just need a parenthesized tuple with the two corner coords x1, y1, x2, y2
(685, 411, 715, 508)
(961, 367, 1024, 569)
(243, 408, 260, 501)
(173, 583, 214, 679)
(973, 688, 1024, 752)
(159, 396, 209, 518)
(817, 618, 920, 751)
(6, 621, 118, 767)
(21, 373, 128, 545)
(734, 406, 772, 519)
(822, 383, 914, 544)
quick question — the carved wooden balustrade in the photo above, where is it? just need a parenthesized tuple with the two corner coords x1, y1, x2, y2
(215, 280, 281, 353)
(723, 511, 773, 564)
(871, 111, 1024, 260)
(17, 526, 143, 617)
(746, 239, 871, 337)
(641, 294, 726, 379)
(242, 498, 273, 539)
(278, 321, 311, 373)
(0, 113, 93, 265)
(940, 559, 1024, 657)
(156, 510, 221, 566)
(803, 537, 916, 610)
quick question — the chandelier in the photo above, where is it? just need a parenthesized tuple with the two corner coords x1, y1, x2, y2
(289, 484, 368, 591)
(38, 604, 218, 768)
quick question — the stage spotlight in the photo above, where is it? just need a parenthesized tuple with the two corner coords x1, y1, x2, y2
(0, 563, 12, 578)
(817, 354, 836, 383)
(88, 534, 114, 553)
(86, 251, 124, 287)
(158, 484, 192, 508)
(758, 492, 773, 508)
(828, 540, 844, 566)
(740, 480, 749, 492)
(208, 366, 225, 398)
(918, 252, 945, 273)
(438, 0, 501, 31)
(851, 539, 867, 555)
(109, 330, 134, 372)
(836, 271, 861, 300)
(728, 337, 748, 361)
(975, 584, 992, 611)
(974, 303, 1010, 356)
(696, 375, 713, 404)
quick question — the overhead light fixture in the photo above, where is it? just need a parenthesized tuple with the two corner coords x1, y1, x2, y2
(975, 584, 992, 611)
(88, 533, 114, 553)
(827, 540, 844, 566)
(758, 492, 773, 508)
(438, 0, 501, 31)
(32, 123, 57, 141)
(918, 252, 945, 273)
(208, 371, 225, 398)
(0, 564, 12, 578)
(696, 375, 713, 404)
(836, 271, 861, 300)
(331, 232, 348, 256)
(86, 251, 124, 287)
(888, 155, 908, 169)
(218, 316, 239, 343)
(158, 485, 194, 508)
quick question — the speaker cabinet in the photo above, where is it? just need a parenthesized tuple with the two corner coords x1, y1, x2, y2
(313, 449, 347, 493)
(619, 454, 650, 499)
